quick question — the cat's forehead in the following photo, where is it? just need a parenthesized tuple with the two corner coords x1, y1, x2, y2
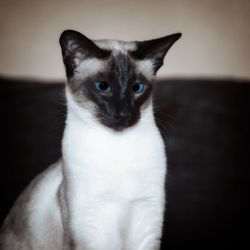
(94, 39, 137, 53)
(73, 39, 154, 81)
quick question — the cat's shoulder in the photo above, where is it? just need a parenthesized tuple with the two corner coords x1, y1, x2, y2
(1, 160, 63, 233)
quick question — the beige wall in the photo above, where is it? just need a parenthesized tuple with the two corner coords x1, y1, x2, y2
(0, 0, 249, 80)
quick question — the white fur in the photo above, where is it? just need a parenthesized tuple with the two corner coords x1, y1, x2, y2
(94, 39, 137, 54)
(28, 162, 63, 249)
(135, 59, 155, 81)
(61, 88, 166, 249)
(74, 58, 106, 80)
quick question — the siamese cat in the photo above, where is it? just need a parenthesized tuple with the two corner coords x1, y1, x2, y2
(0, 30, 181, 250)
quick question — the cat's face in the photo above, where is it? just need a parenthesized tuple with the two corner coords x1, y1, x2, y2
(60, 30, 181, 130)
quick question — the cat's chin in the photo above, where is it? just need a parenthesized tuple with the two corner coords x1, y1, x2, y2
(101, 122, 135, 132)
(99, 117, 139, 132)
(95, 111, 140, 131)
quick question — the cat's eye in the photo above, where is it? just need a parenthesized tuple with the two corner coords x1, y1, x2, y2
(132, 83, 144, 94)
(95, 82, 110, 93)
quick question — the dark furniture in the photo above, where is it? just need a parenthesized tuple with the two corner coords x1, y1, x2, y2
(1, 76, 250, 249)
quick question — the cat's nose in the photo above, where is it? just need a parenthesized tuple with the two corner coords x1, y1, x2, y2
(113, 111, 130, 120)
(116, 103, 132, 120)
(119, 112, 131, 119)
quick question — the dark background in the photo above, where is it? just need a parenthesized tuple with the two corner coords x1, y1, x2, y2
(1, 77, 250, 249)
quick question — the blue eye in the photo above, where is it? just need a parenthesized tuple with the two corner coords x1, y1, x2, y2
(132, 83, 144, 94)
(95, 82, 110, 92)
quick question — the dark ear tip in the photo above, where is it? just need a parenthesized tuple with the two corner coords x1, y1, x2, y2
(177, 33, 182, 38)
(59, 30, 73, 44)
(59, 30, 82, 46)
(172, 33, 182, 40)
(60, 30, 73, 46)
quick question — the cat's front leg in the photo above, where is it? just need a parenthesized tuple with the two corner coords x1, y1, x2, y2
(126, 198, 164, 250)
(67, 198, 126, 250)
(58, 185, 117, 250)
(58, 184, 76, 250)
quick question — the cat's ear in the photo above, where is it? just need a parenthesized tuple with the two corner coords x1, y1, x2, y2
(59, 30, 110, 78)
(131, 33, 182, 74)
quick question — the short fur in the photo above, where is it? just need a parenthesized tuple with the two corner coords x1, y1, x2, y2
(0, 30, 181, 250)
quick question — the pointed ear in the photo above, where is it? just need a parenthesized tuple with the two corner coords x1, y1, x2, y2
(131, 33, 182, 74)
(59, 30, 110, 78)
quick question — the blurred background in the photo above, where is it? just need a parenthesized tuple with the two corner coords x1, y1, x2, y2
(0, 0, 249, 80)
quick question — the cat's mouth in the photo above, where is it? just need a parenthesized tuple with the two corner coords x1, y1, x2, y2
(97, 113, 139, 131)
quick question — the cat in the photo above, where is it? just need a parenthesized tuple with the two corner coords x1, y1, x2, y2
(0, 30, 181, 250)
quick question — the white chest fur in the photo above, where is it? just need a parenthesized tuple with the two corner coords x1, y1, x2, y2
(61, 89, 167, 250)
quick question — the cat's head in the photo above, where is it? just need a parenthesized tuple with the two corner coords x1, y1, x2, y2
(59, 30, 181, 131)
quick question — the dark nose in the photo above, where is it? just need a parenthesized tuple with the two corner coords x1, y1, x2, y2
(113, 111, 131, 120)
(114, 101, 131, 119)
(119, 111, 131, 120)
